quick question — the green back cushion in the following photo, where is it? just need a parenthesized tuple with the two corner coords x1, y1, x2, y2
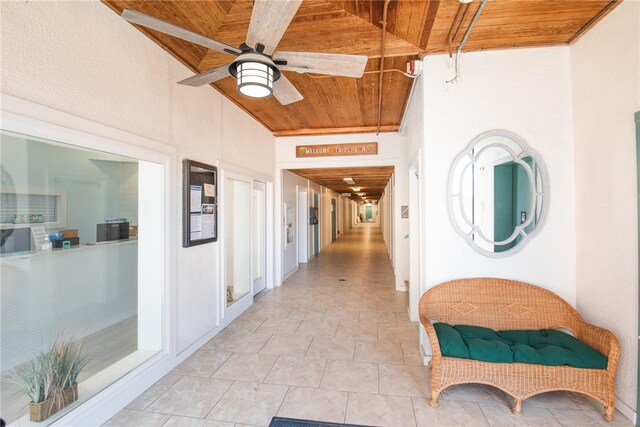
(433, 322, 469, 359)
(433, 323, 607, 369)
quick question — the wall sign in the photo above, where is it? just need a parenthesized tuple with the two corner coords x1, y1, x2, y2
(296, 142, 378, 158)
(183, 159, 217, 247)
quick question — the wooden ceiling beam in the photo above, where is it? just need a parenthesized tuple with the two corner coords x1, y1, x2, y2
(275, 125, 398, 137)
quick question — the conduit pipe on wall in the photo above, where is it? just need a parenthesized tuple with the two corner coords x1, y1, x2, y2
(446, 2, 471, 58)
(376, 0, 391, 135)
(446, 0, 487, 84)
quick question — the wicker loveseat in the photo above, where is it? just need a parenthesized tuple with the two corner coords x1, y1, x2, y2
(419, 278, 620, 421)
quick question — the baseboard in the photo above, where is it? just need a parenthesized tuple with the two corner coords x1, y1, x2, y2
(282, 267, 298, 282)
(51, 352, 176, 427)
(615, 397, 637, 424)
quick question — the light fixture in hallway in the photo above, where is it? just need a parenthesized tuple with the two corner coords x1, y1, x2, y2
(343, 177, 356, 185)
(352, 187, 361, 192)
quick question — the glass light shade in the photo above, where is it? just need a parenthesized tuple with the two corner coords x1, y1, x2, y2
(237, 61, 273, 98)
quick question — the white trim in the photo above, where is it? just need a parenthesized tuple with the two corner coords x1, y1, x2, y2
(1, 94, 177, 426)
(615, 397, 637, 424)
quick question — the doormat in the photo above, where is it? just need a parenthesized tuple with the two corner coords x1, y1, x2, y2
(269, 417, 372, 427)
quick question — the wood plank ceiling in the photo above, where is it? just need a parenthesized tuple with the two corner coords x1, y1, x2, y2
(290, 166, 395, 201)
(102, 0, 619, 137)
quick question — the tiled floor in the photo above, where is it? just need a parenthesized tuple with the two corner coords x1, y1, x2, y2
(104, 224, 632, 427)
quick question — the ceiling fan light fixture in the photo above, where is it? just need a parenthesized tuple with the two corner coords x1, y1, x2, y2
(237, 60, 274, 98)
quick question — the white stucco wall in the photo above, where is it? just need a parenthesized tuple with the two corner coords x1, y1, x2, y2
(0, 0, 274, 359)
(572, 0, 640, 413)
(419, 47, 577, 305)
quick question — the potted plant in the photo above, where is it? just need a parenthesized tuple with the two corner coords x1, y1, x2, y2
(8, 336, 88, 422)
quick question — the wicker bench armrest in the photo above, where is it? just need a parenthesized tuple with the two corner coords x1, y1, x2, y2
(419, 317, 442, 359)
(574, 321, 620, 372)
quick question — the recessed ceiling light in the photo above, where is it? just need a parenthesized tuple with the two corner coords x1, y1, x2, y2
(343, 177, 355, 185)
(352, 187, 361, 192)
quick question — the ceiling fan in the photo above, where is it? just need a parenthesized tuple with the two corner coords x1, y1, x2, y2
(121, 0, 368, 105)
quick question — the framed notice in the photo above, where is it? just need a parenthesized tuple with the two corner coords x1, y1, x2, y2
(183, 159, 217, 247)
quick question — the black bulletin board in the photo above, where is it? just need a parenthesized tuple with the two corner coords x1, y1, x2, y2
(183, 159, 217, 247)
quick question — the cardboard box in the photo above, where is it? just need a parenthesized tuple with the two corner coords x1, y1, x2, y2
(60, 229, 78, 238)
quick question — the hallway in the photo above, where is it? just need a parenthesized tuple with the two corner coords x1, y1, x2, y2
(105, 225, 631, 427)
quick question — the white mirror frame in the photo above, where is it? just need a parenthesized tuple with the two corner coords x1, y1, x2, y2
(447, 129, 550, 258)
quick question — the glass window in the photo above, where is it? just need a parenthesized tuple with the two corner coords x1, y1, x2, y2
(0, 130, 163, 424)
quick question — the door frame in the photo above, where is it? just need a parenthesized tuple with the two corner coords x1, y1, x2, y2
(634, 111, 640, 417)
(252, 180, 267, 296)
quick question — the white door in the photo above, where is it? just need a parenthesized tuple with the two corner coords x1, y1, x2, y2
(253, 181, 267, 295)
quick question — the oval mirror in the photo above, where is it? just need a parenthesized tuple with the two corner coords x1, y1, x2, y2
(447, 130, 549, 257)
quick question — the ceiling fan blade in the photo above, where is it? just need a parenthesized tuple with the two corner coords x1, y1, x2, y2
(121, 9, 241, 56)
(274, 52, 368, 78)
(246, 0, 302, 55)
(178, 65, 230, 87)
(273, 75, 304, 105)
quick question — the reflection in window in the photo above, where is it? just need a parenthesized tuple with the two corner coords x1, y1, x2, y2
(0, 130, 162, 424)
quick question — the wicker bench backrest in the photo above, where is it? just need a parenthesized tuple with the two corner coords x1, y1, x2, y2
(419, 278, 584, 332)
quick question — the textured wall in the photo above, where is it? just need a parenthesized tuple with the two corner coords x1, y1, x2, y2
(419, 47, 577, 304)
(0, 0, 275, 354)
(572, 0, 640, 412)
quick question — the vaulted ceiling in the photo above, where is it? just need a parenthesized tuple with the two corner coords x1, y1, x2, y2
(103, 0, 619, 137)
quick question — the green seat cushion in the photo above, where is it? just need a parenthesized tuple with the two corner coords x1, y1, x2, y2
(433, 323, 607, 369)
(455, 325, 513, 363)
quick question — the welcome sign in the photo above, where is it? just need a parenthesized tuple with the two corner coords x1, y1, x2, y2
(296, 142, 378, 158)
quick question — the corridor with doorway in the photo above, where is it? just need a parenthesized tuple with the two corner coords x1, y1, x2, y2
(104, 224, 628, 427)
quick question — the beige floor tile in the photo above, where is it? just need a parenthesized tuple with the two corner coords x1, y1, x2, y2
(103, 409, 170, 427)
(378, 324, 419, 342)
(172, 350, 232, 377)
(287, 306, 326, 321)
(345, 392, 416, 427)
(260, 334, 312, 356)
(200, 329, 235, 351)
(304, 337, 355, 361)
(163, 416, 235, 427)
(335, 323, 378, 341)
(126, 374, 182, 410)
(401, 341, 426, 367)
(215, 332, 272, 353)
(440, 384, 511, 406)
(519, 391, 581, 410)
(211, 352, 278, 382)
(378, 363, 430, 398)
(413, 397, 489, 427)
(479, 402, 561, 426)
(264, 355, 326, 387)
(320, 359, 378, 393)
(252, 306, 294, 320)
(207, 381, 289, 426)
(277, 386, 348, 423)
(107, 226, 623, 426)
(255, 318, 302, 335)
(295, 319, 339, 339)
(359, 310, 397, 325)
(549, 408, 633, 426)
(146, 376, 233, 418)
(354, 340, 404, 365)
